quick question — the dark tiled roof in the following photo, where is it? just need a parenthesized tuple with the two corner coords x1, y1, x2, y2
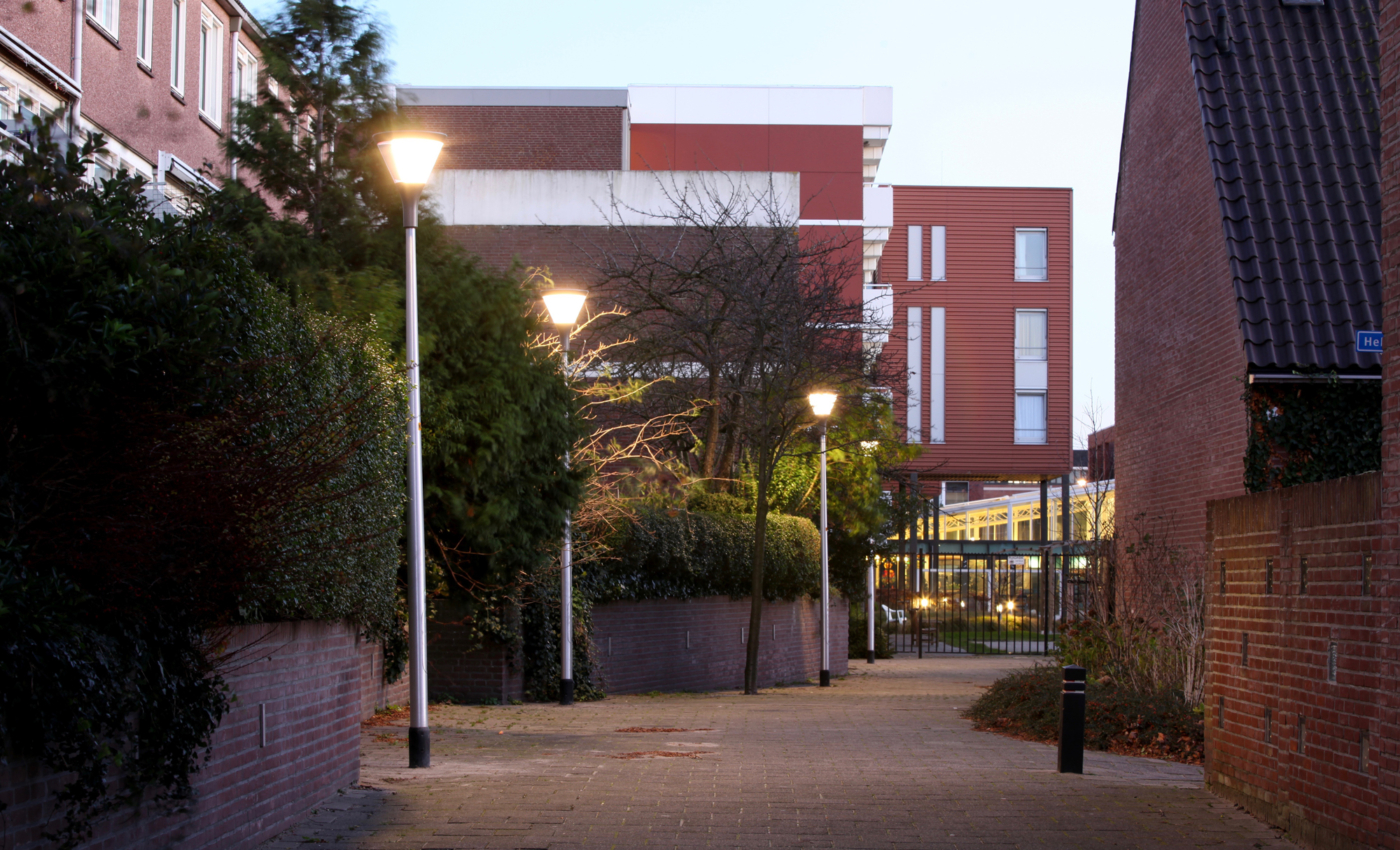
(1184, 0, 1381, 374)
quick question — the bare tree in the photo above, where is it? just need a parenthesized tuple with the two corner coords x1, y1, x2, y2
(587, 174, 875, 693)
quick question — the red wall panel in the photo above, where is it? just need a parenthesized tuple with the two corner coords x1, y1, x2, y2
(881, 185, 1074, 481)
(768, 124, 863, 173)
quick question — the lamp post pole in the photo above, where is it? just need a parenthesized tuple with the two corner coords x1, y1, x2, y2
(374, 131, 446, 770)
(560, 329, 574, 706)
(819, 419, 830, 687)
(541, 288, 587, 707)
(867, 554, 876, 664)
(808, 391, 836, 688)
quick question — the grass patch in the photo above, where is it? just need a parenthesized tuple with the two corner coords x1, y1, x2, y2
(964, 664, 1203, 764)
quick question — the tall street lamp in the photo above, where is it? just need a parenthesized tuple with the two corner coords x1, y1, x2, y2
(860, 440, 879, 665)
(808, 390, 837, 687)
(542, 287, 587, 706)
(375, 130, 446, 769)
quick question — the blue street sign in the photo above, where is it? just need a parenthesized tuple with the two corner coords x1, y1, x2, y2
(1358, 330, 1383, 353)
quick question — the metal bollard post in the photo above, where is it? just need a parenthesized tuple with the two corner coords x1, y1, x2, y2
(1058, 664, 1086, 773)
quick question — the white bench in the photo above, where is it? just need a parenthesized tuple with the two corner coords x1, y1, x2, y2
(881, 604, 907, 627)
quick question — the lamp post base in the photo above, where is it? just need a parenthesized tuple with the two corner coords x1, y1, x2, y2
(867, 651, 875, 664)
(819, 670, 830, 687)
(409, 727, 431, 768)
(560, 678, 574, 706)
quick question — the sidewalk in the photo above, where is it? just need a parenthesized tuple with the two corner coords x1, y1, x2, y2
(261, 656, 1293, 849)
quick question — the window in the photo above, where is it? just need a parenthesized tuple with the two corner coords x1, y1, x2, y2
(198, 5, 224, 123)
(136, 0, 154, 66)
(906, 307, 922, 443)
(1015, 228, 1047, 281)
(929, 225, 946, 281)
(234, 43, 257, 106)
(170, 0, 187, 94)
(907, 225, 922, 280)
(1015, 309, 1047, 360)
(1015, 392, 1046, 444)
(86, 0, 119, 37)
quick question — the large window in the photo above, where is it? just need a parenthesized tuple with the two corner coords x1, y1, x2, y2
(928, 225, 946, 281)
(170, 0, 187, 95)
(198, 5, 224, 123)
(907, 225, 922, 281)
(234, 43, 257, 106)
(1015, 309, 1047, 360)
(136, 0, 153, 66)
(1015, 228, 1048, 281)
(1015, 392, 1047, 444)
(86, 0, 119, 37)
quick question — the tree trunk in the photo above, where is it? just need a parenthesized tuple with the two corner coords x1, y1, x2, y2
(700, 373, 722, 483)
(744, 452, 770, 695)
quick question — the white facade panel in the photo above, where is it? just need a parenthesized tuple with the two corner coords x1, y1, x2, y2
(863, 184, 894, 228)
(768, 86, 864, 125)
(929, 307, 945, 443)
(862, 86, 894, 127)
(674, 86, 770, 125)
(429, 169, 801, 227)
(626, 86, 676, 124)
(907, 307, 922, 443)
(1015, 359, 1049, 391)
(628, 85, 867, 126)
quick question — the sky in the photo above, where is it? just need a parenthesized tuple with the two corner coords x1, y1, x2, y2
(249, 0, 1136, 440)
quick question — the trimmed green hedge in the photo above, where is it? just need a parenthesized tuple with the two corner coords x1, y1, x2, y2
(590, 507, 821, 603)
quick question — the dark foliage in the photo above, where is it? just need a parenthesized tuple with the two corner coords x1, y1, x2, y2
(965, 665, 1203, 764)
(1, 123, 406, 842)
(1244, 379, 1381, 492)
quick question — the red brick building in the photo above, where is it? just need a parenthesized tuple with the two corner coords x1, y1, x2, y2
(1115, 0, 1382, 555)
(882, 185, 1073, 486)
(1, 0, 268, 203)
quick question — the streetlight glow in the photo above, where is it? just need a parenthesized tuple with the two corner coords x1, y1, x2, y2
(542, 288, 589, 328)
(374, 132, 446, 185)
(808, 391, 837, 418)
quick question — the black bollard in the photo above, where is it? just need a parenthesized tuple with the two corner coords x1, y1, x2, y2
(1058, 664, 1086, 774)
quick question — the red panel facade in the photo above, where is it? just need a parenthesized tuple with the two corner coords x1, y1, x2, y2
(1114, 0, 1247, 553)
(882, 185, 1073, 481)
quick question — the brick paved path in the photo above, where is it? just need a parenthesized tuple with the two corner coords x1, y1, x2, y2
(261, 656, 1294, 849)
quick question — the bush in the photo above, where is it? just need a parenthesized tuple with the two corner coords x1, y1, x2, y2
(848, 609, 893, 659)
(1, 123, 406, 844)
(590, 507, 821, 603)
(965, 665, 1203, 764)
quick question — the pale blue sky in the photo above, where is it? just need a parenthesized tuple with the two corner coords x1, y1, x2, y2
(250, 0, 1135, 438)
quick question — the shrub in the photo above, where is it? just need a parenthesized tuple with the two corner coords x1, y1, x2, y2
(965, 664, 1203, 764)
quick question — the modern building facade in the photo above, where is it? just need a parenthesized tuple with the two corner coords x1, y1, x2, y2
(1, 0, 265, 201)
(881, 184, 1074, 485)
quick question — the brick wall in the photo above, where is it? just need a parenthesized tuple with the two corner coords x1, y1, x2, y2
(0, 621, 401, 850)
(1377, 0, 1400, 842)
(1115, 0, 1249, 563)
(400, 105, 624, 171)
(426, 600, 524, 704)
(1205, 473, 1387, 850)
(591, 596, 849, 694)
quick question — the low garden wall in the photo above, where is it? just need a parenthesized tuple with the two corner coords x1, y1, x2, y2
(1, 620, 403, 850)
(1204, 472, 1391, 850)
(592, 595, 848, 694)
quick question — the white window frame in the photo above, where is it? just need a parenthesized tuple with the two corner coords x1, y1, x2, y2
(170, 0, 187, 95)
(1015, 309, 1048, 361)
(1014, 391, 1047, 445)
(197, 5, 224, 125)
(234, 42, 257, 107)
(86, 0, 120, 39)
(906, 307, 922, 443)
(135, 0, 154, 67)
(928, 306, 945, 444)
(929, 225, 946, 281)
(1015, 227, 1048, 281)
(907, 225, 923, 281)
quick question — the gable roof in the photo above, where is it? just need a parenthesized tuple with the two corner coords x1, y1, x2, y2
(1184, 0, 1381, 376)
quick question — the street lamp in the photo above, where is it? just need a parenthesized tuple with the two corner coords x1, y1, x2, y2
(375, 130, 446, 769)
(808, 390, 837, 687)
(543, 287, 587, 706)
(861, 440, 878, 665)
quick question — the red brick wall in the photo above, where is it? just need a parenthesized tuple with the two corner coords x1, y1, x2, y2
(591, 596, 849, 694)
(426, 600, 524, 704)
(400, 105, 624, 171)
(1205, 474, 1386, 850)
(1378, 0, 1400, 841)
(0, 621, 395, 850)
(1115, 0, 1248, 561)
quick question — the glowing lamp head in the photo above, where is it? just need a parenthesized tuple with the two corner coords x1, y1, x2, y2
(542, 288, 588, 328)
(1007, 600, 1015, 612)
(1077, 477, 1088, 487)
(808, 391, 837, 418)
(374, 131, 447, 185)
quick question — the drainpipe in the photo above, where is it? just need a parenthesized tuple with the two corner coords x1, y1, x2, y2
(227, 17, 242, 180)
(69, 0, 83, 137)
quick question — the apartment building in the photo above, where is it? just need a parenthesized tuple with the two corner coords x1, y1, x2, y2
(882, 185, 1074, 485)
(1, 0, 265, 201)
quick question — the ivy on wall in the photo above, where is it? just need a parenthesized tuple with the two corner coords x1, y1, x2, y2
(1243, 378, 1381, 492)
